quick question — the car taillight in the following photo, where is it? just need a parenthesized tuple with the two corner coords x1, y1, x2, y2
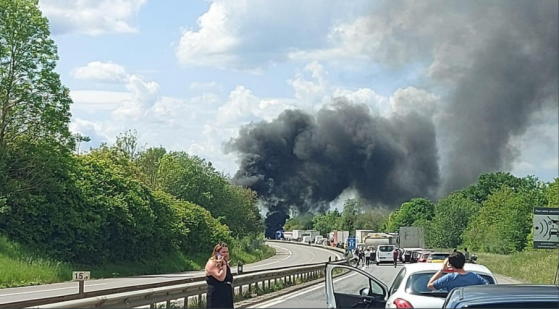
(393, 298, 414, 308)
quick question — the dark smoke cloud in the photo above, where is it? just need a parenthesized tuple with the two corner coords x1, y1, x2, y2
(359, 0, 558, 193)
(226, 0, 558, 235)
(225, 101, 440, 236)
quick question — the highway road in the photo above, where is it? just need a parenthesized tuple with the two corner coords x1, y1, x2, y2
(250, 262, 523, 308)
(0, 242, 341, 305)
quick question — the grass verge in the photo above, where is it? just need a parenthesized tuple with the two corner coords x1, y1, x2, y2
(476, 249, 558, 284)
(0, 235, 276, 289)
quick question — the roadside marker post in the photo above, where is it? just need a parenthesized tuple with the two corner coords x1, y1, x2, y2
(72, 271, 91, 297)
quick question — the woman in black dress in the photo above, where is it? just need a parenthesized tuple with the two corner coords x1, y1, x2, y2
(205, 242, 234, 308)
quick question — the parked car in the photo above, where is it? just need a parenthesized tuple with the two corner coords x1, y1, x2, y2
(443, 284, 559, 308)
(324, 262, 496, 308)
(411, 250, 432, 263)
(401, 248, 423, 263)
(427, 252, 450, 263)
(417, 251, 432, 263)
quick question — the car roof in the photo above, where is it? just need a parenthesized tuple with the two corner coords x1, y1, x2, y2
(451, 285, 558, 304)
(403, 263, 493, 275)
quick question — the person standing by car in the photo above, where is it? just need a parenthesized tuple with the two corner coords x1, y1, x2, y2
(427, 251, 487, 292)
(464, 247, 471, 262)
(364, 248, 371, 266)
(393, 248, 399, 268)
(205, 242, 234, 308)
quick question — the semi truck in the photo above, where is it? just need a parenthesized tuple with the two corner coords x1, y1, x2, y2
(355, 229, 375, 244)
(330, 230, 349, 247)
(398, 227, 425, 249)
(363, 232, 397, 248)
(292, 230, 306, 241)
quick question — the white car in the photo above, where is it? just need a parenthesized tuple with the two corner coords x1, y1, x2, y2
(325, 262, 496, 308)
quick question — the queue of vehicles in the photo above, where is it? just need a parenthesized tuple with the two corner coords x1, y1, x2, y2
(325, 259, 558, 308)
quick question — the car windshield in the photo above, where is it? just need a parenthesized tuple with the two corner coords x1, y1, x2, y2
(406, 272, 495, 295)
(379, 246, 394, 252)
(430, 254, 449, 260)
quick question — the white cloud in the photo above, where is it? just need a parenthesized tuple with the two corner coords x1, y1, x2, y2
(216, 86, 294, 124)
(39, 0, 147, 35)
(175, 0, 372, 70)
(331, 88, 389, 116)
(390, 87, 440, 117)
(71, 61, 129, 83)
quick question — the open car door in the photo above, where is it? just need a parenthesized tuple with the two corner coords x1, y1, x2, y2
(325, 263, 388, 308)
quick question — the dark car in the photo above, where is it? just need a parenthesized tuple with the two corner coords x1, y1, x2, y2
(443, 284, 559, 308)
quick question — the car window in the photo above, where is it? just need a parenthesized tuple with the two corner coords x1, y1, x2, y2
(332, 268, 384, 296)
(464, 302, 559, 308)
(379, 246, 394, 252)
(406, 272, 495, 295)
(430, 254, 449, 260)
(389, 268, 406, 295)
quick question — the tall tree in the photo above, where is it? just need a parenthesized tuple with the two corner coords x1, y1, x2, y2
(0, 0, 73, 148)
(340, 199, 362, 235)
(385, 198, 435, 231)
(115, 129, 144, 160)
(136, 146, 166, 189)
(312, 210, 341, 235)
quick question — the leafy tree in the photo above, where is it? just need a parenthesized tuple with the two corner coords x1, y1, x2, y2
(283, 213, 313, 231)
(136, 146, 166, 190)
(312, 210, 341, 235)
(340, 199, 362, 234)
(428, 191, 480, 249)
(385, 198, 434, 231)
(355, 208, 390, 232)
(115, 129, 144, 160)
(0, 0, 73, 149)
(463, 172, 541, 204)
(158, 151, 262, 237)
(464, 185, 545, 254)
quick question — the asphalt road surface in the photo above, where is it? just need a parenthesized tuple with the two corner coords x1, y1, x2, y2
(0, 242, 341, 305)
(251, 262, 402, 308)
(250, 262, 522, 308)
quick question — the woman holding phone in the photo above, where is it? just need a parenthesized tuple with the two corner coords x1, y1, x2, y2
(205, 242, 234, 308)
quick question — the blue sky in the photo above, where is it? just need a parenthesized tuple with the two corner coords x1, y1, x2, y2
(38, 0, 558, 184)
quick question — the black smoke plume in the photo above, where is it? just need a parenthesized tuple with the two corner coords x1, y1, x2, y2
(358, 0, 558, 193)
(226, 0, 558, 236)
(226, 101, 440, 237)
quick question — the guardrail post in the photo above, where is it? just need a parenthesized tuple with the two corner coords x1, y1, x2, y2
(166, 300, 171, 308)
(150, 303, 155, 309)
(197, 293, 202, 305)
(239, 285, 243, 300)
(183, 296, 188, 308)
(78, 281, 84, 297)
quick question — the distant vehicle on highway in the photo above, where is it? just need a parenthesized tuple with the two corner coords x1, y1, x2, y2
(400, 248, 423, 263)
(416, 251, 433, 263)
(325, 262, 496, 308)
(427, 252, 450, 263)
(442, 284, 559, 308)
(375, 245, 396, 265)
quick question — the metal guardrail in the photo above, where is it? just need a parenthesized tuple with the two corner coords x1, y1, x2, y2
(27, 262, 347, 308)
(1, 241, 345, 309)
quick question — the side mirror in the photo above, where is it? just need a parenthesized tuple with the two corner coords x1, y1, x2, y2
(359, 287, 371, 296)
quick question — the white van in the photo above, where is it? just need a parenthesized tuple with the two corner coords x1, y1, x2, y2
(375, 244, 395, 265)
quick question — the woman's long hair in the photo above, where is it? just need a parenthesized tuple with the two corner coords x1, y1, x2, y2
(210, 242, 228, 260)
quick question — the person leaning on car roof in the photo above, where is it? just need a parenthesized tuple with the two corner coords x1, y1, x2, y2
(427, 251, 487, 292)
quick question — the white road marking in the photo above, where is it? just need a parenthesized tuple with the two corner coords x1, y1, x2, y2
(305, 248, 316, 263)
(251, 272, 359, 308)
(0, 283, 107, 297)
(249, 245, 293, 268)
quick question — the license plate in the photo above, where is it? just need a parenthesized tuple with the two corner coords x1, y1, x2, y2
(380, 257, 385, 259)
